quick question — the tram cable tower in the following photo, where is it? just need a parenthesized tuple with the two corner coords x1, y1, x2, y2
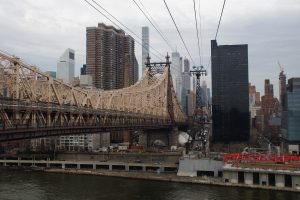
(186, 65, 209, 154)
(190, 65, 207, 110)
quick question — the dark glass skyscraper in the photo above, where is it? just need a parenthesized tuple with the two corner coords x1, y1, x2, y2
(211, 40, 250, 142)
(282, 78, 300, 142)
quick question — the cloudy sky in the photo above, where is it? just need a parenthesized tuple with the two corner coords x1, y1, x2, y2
(0, 0, 299, 97)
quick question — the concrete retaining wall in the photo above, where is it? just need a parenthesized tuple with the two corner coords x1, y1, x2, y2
(223, 168, 300, 191)
(177, 158, 223, 177)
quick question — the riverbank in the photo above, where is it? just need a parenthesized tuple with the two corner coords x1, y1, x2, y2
(1, 157, 300, 193)
(41, 167, 299, 193)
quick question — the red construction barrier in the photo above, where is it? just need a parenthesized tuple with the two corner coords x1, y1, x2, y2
(223, 153, 300, 164)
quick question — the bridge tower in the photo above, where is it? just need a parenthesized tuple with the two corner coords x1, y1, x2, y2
(145, 53, 175, 124)
(141, 54, 179, 148)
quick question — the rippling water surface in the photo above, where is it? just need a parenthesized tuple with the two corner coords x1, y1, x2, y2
(0, 169, 299, 200)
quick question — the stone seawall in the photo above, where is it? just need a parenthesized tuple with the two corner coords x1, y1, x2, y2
(40, 168, 300, 193)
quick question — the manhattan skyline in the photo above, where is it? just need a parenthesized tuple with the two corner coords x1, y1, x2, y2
(0, 0, 299, 96)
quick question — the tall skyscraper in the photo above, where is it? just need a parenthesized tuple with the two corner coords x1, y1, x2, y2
(207, 88, 211, 105)
(255, 80, 280, 140)
(261, 79, 279, 119)
(171, 51, 183, 104)
(249, 83, 261, 128)
(282, 78, 300, 142)
(183, 58, 190, 73)
(192, 76, 197, 92)
(181, 58, 191, 113)
(186, 90, 196, 117)
(279, 70, 287, 107)
(134, 56, 139, 83)
(264, 79, 274, 97)
(142, 26, 149, 73)
(57, 48, 75, 84)
(124, 35, 136, 87)
(181, 72, 191, 114)
(211, 40, 250, 142)
(201, 81, 208, 108)
(249, 84, 261, 107)
(86, 23, 137, 144)
(182, 72, 191, 92)
(86, 23, 136, 90)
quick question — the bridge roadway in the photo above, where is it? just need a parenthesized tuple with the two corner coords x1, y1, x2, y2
(0, 98, 180, 142)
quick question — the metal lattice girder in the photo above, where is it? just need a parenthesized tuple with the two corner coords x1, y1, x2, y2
(0, 51, 186, 140)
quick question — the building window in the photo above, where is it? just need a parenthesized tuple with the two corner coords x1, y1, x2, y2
(69, 52, 75, 60)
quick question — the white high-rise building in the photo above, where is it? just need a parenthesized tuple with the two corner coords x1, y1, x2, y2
(57, 134, 101, 152)
(142, 26, 149, 74)
(171, 51, 182, 104)
(57, 48, 75, 84)
(192, 76, 197, 92)
(181, 72, 191, 114)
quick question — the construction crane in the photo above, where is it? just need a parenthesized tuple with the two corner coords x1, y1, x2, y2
(278, 61, 284, 72)
(278, 61, 286, 100)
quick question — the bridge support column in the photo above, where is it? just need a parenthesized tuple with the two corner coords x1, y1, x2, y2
(46, 158, 50, 168)
(138, 132, 148, 148)
(142, 166, 146, 172)
(160, 166, 165, 173)
(276, 174, 285, 187)
(93, 164, 96, 170)
(244, 172, 253, 185)
(18, 157, 21, 167)
(168, 127, 179, 147)
(62, 163, 65, 169)
(31, 158, 36, 167)
(146, 129, 177, 148)
(125, 165, 129, 172)
(77, 164, 80, 170)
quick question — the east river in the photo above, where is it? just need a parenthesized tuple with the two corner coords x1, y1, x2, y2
(0, 169, 299, 200)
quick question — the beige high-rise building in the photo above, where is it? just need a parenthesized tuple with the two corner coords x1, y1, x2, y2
(187, 90, 196, 117)
(86, 23, 137, 90)
(86, 23, 138, 143)
(124, 35, 136, 87)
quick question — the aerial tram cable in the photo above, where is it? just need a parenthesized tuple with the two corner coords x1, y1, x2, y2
(163, 0, 196, 66)
(137, 0, 174, 51)
(198, 0, 205, 68)
(215, 0, 227, 40)
(205, 0, 227, 72)
(192, 0, 202, 66)
(89, 0, 164, 60)
(84, 0, 165, 61)
(133, 0, 174, 51)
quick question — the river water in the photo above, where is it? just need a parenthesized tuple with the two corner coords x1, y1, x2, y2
(0, 169, 299, 200)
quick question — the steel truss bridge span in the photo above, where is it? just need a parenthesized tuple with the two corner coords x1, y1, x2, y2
(0, 51, 186, 141)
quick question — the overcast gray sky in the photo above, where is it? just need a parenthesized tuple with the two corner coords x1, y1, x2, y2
(0, 0, 299, 97)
